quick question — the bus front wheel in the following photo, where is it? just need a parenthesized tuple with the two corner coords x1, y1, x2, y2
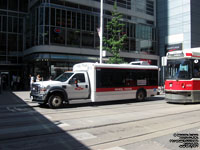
(136, 90, 146, 101)
(48, 94, 63, 109)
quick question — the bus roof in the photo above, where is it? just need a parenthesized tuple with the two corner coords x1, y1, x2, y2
(73, 62, 158, 71)
(167, 47, 200, 59)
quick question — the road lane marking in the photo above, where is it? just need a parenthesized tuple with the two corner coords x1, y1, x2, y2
(71, 132, 97, 141)
(45, 115, 52, 119)
(103, 147, 125, 150)
(57, 123, 70, 128)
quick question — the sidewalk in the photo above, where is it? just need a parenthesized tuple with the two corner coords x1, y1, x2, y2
(0, 91, 31, 106)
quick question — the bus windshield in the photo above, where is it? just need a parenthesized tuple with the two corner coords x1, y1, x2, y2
(54, 72, 73, 82)
(166, 59, 191, 80)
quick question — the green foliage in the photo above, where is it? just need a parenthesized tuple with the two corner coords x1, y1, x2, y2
(103, 2, 127, 64)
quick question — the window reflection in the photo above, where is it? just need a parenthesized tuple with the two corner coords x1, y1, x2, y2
(67, 29, 80, 46)
(26, 3, 157, 54)
(82, 31, 94, 48)
(50, 27, 65, 44)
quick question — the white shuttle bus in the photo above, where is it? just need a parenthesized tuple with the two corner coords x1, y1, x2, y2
(30, 62, 158, 108)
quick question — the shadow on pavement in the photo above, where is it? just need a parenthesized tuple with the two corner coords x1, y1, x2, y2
(0, 91, 91, 150)
(37, 95, 165, 110)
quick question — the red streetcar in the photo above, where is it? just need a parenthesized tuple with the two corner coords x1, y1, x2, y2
(165, 47, 200, 103)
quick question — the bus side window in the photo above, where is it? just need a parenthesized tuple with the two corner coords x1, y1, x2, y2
(71, 73, 85, 83)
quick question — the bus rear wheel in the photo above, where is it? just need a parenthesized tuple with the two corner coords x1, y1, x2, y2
(136, 90, 146, 101)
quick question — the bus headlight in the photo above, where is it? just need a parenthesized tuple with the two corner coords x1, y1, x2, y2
(39, 86, 50, 94)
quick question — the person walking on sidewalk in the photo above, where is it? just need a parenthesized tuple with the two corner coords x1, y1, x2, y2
(29, 74, 34, 90)
(36, 74, 41, 82)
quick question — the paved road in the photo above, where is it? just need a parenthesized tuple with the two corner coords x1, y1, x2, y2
(0, 91, 200, 150)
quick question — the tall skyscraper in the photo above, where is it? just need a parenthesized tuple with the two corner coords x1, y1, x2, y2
(157, 0, 200, 56)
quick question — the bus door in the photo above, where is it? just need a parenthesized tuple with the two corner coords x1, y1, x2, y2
(67, 73, 89, 99)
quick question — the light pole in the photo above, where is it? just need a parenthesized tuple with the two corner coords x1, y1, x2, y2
(100, 0, 104, 64)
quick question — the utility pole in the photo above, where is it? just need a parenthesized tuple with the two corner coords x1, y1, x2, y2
(100, 0, 103, 64)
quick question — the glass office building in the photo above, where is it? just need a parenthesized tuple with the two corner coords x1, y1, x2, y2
(25, 0, 158, 79)
(157, 0, 200, 84)
(157, 0, 200, 56)
(0, 0, 28, 89)
(0, 0, 158, 88)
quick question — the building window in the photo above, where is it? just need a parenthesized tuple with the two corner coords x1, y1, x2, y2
(44, 26, 49, 44)
(50, 27, 65, 45)
(92, 0, 131, 9)
(61, 10, 66, 27)
(86, 14, 90, 31)
(82, 31, 94, 48)
(146, 0, 154, 16)
(67, 11, 71, 28)
(72, 12, 76, 29)
(39, 26, 44, 45)
(77, 13, 81, 29)
(0, 33, 6, 55)
(67, 29, 80, 46)
(19, 18, 23, 33)
(56, 9, 61, 26)
(8, 17, 12, 32)
(51, 8, 55, 26)
(130, 39, 136, 51)
(95, 33, 99, 48)
(19, 0, 28, 12)
(8, 0, 18, 11)
(82, 14, 86, 30)
(13, 17, 18, 33)
(2, 16, 7, 32)
(45, 7, 49, 25)
(18, 35, 23, 51)
(0, 0, 7, 9)
(40, 7, 44, 25)
(8, 34, 17, 54)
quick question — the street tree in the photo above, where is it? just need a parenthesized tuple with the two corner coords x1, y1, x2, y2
(103, 2, 127, 64)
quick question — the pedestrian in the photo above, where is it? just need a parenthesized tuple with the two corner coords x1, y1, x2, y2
(16, 76, 21, 90)
(11, 74, 17, 90)
(48, 76, 52, 81)
(0, 73, 1, 94)
(29, 74, 34, 90)
(36, 74, 41, 82)
(2, 75, 7, 90)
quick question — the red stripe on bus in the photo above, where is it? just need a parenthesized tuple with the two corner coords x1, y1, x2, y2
(96, 86, 158, 92)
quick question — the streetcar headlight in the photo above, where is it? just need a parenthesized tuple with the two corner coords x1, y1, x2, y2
(181, 83, 185, 88)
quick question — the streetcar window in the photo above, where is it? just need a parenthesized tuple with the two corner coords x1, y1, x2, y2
(193, 60, 200, 78)
(166, 60, 191, 80)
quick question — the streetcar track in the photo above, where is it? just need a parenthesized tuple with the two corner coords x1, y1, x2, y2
(0, 104, 183, 129)
(64, 108, 200, 132)
(0, 102, 185, 122)
(1, 113, 200, 150)
(1, 108, 200, 141)
(88, 120, 200, 149)
(0, 100, 199, 123)
(0, 99, 167, 119)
